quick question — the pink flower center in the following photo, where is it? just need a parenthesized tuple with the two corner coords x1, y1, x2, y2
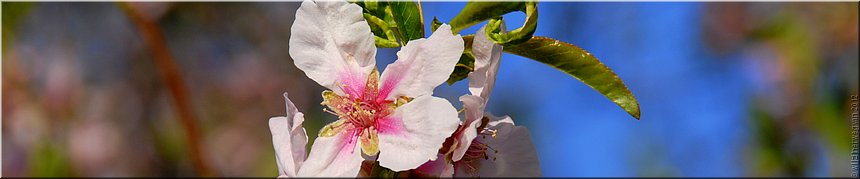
(319, 69, 412, 156)
(323, 69, 406, 129)
(322, 90, 394, 128)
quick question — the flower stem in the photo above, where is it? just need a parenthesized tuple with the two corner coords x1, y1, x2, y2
(118, 2, 214, 177)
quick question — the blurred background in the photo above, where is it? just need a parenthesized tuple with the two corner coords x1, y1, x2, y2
(2, 2, 858, 177)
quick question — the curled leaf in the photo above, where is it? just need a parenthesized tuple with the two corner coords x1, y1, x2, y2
(485, 1, 537, 45)
(448, 1, 527, 33)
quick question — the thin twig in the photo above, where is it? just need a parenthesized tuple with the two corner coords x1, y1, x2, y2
(118, 2, 214, 176)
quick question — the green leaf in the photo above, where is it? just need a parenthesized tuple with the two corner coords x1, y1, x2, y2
(356, 1, 401, 48)
(503, 36, 641, 119)
(374, 36, 400, 48)
(359, 0, 381, 14)
(485, 1, 537, 45)
(388, 1, 425, 44)
(354, 0, 386, 18)
(363, 13, 400, 48)
(447, 51, 476, 85)
(430, 16, 443, 33)
(448, 1, 527, 33)
(447, 35, 475, 85)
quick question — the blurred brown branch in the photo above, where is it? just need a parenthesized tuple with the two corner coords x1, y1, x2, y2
(118, 2, 214, 177)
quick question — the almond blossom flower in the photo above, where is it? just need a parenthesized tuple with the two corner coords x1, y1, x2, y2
(418, 24, 540, 177)
(283, 0, 464, 176)
(452, 102, 541, 177)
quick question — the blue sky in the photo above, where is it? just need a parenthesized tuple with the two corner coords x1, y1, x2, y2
(413, 2, 753, 177)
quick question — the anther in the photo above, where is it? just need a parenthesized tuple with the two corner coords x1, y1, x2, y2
(485, 144, 499, 154)
(323, 108, 338, 115)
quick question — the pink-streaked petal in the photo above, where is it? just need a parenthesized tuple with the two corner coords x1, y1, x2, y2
(414, 154, 454, 177)
(296, 126, 364, 177)
(269, 93, 308, 177)
(376, 95, 460, 171)
(289, 0, 376, 96)
(441, 161, 455, 177)
(378, 24, 464, 100)
(474, 115, 541, 177)
(468, 24, 504, 103)
(283, 93, 308, 167)
(451, 95, 484, 162)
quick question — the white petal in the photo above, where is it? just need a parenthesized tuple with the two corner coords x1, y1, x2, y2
(296, 127, 364, 177)
(289, 0, 376, 96)
(468, 24, 504, 103)
(459, 95, 485, 125)
(269, 93, 308, 177)
(283, 93, 308, 170)
(378, 24, 464, 100)
(270, 117, 298, 177)
(476, 115, 541, 177)
(451, 95, 484, 162)
(376, 95, 460, 171)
